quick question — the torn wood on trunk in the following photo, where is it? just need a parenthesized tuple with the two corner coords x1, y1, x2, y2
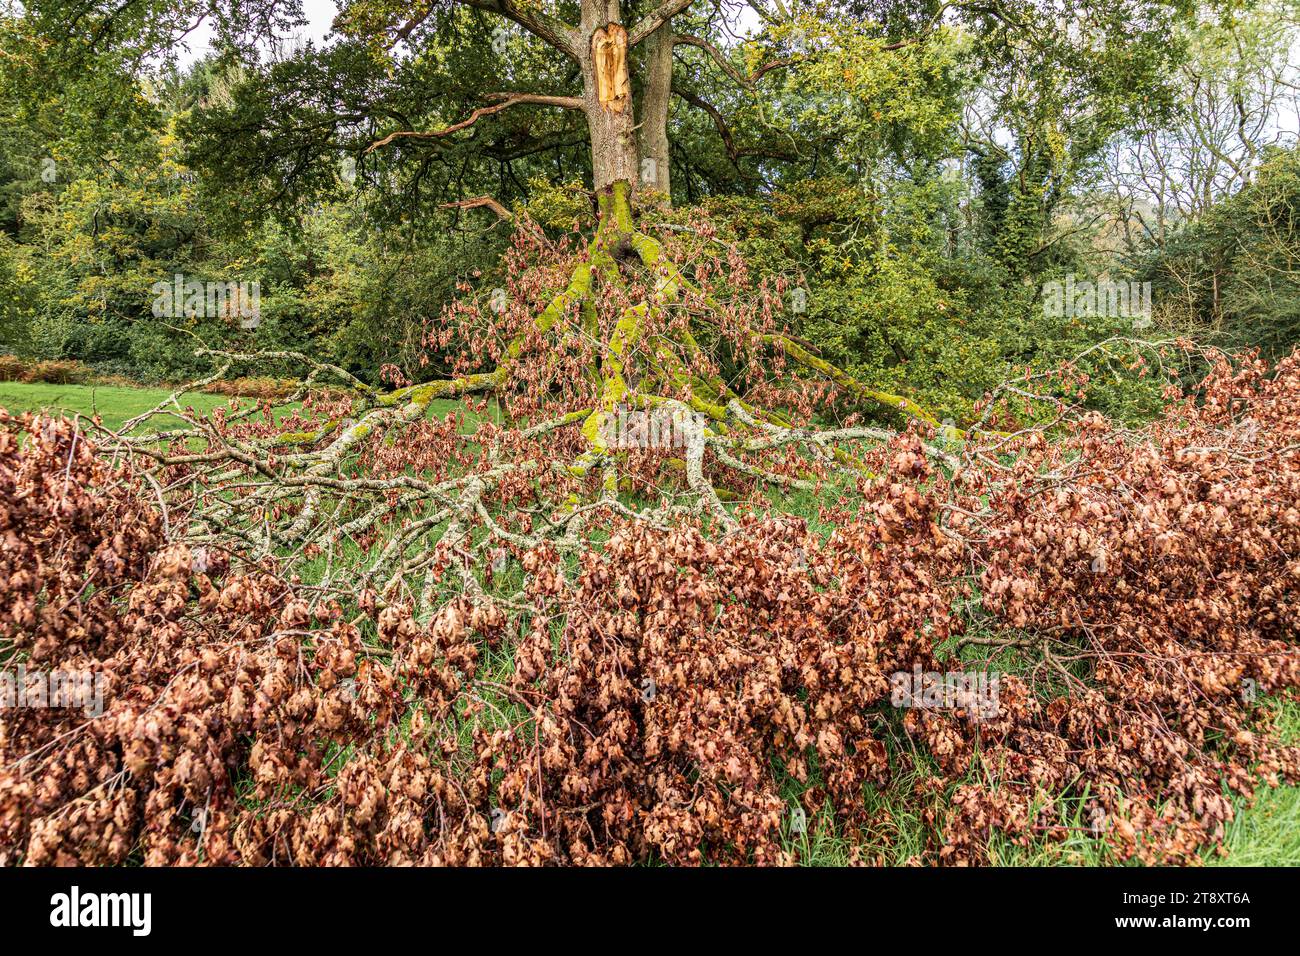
(592, 23, 630, 113)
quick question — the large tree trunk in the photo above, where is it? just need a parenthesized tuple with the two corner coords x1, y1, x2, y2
(581, 4, 640, 195)
(638, 27, 674, 198)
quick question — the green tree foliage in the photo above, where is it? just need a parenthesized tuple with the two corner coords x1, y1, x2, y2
(1144, 146, 1300, 357)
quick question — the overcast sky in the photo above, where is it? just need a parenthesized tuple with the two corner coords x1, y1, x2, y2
(175, 0, 767, 64)
(178, 0, 339, 64)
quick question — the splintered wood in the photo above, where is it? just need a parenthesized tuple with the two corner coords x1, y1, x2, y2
(592, 23, 630, 113)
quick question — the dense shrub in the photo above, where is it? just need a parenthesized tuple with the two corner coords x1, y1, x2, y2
(0, 354, 296, 397)
(200, 376, 299, 401)
(1144, 146, 1300, 358)
(0, 357, 93, 384)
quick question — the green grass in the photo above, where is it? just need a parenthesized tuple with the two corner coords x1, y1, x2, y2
(780, 698, 1300, 867)
(0, 381, 502, 436)
(1209, 698, 1300, 866)
(0, 381, 242, 432)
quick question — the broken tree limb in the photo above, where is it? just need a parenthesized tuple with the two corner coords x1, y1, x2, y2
(365, 93, 583, 152)
(440, 196, 514, 220)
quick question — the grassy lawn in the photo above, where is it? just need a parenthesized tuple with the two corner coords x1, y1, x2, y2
(0, 381, 503, 435)
(0, 381, 243, 432)
(1210, 699, 1300, 866)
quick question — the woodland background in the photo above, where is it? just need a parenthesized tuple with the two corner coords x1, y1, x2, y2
(2, 0, 1297, 425)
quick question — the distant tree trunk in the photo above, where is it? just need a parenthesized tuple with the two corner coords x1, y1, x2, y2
(581, 5, 639, 196)
(638, 27, 674, 198)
